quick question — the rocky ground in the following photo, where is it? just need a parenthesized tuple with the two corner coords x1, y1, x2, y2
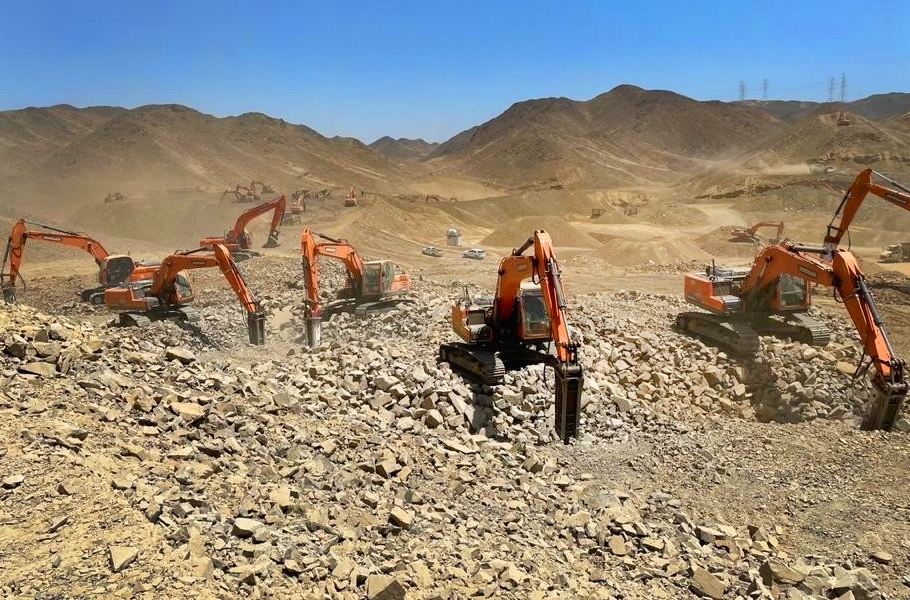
(1, 257, 909, 599)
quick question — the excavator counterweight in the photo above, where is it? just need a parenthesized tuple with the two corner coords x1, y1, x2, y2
(678, 241, 906, 430)
(439, 230, 584, 442)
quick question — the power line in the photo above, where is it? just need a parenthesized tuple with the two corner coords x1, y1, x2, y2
(828, 77, 835, 102)
(739, 80, 746, 101)
(762, 78, 768, 100)
(840, 73, 847, 102)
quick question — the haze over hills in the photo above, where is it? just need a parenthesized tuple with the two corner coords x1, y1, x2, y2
(0, 104, 411, 217)
(369, 136, 439, 161)
(740, 92, 910, 122)
(1, 85, 909, 224)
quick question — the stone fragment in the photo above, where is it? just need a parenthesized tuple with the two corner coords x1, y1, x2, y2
(366, 574, 406, 600)
(232, 518, 264, 538)
(870, 551, 892, 564)
(690, 567, 725, 599)
(165, 347, 196, 364)
(19, 362, 56, 377)
(389, 507, 414, 530)
(109, 546, 139, 573)
(2, 474, 25, 489)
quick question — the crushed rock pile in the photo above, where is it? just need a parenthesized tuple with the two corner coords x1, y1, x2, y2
(0, 275, 905, 598)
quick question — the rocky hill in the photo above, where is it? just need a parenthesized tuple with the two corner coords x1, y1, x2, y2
(0, 104, 411, 216)
(426, 85, 782, 189)
(740, 92, 910, 122)
(369, 136, 439, 161)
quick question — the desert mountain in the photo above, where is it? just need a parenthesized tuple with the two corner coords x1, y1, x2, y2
(0, 104, 411, 216)
(750, 106, 910, 166)
(369, 136, 439, 161)
(741, 93, 910, 122)
(426, 85, 782, 189)
(0, 104, 125, 178)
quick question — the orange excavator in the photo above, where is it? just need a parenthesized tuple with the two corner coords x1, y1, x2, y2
(102, 243, 266, 344)
(300, 228, 411, 346)
(730, 221, 784, 243)
(677, 240, 905, 430)
(823, 168, 910, 257)
(438, 230, 584, 442)
(199, 195, 286, 260)
(1, 219, 152, 305)
(344, 187, 357, 207)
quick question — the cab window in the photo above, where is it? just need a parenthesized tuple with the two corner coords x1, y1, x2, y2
(778, 274, 807, 307)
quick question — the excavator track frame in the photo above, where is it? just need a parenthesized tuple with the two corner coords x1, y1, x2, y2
(748, 312, 831, 346)
(676, 312, 760, 355)
(439, 342, 506, 385)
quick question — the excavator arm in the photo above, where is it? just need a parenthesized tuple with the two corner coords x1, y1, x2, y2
(741, 242, 906, 428)
(824, 169, 910, 253)
(2, 219, 112, 303)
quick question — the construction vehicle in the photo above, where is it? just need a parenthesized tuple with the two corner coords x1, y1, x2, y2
(879, 242, 910, 263)
(438, 230, 584, 442)
(220, 180, 273, 204)
(199, 195, 286, 260)
(283, 191, 306, 225)
(677, 240, 905, 430)
(824, 169, 910, 256)
(837, 112, 851, 126)
(730, 221, 784, 243)
(102, 243, 266, 344)
(1, 219, 153, 305)
(104, 192, 127, 203)
(344, 187, 357, 207)
(300, 228, 411, 346)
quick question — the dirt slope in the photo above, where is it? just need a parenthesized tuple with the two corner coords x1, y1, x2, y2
(369, 136, 439, 161)
(0, 104, 124, 177)
(0, 104, 415, 219)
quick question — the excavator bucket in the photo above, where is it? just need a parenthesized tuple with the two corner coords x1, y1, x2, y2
(247, 310, 266, 345)
(305, 315, 321, 348)
(554, 365, 583, 443)
(263, 232, 280, 248)
(2, 283, 16, 304)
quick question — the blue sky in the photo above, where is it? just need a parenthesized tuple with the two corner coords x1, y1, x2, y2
(1, 0, 907, 142)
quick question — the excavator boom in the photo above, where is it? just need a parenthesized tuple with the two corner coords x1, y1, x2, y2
(1, 219, 116, 303)
(824, 169, 910, 253)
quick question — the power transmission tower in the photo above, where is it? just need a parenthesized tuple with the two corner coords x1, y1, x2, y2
(829, 77, 835, 102)
(739, 80, 746, 101)
(840, 73, 847, 102)
(762, 79, 768, 100)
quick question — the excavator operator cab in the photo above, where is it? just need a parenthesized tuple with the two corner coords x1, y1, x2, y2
(775, 274, 809, 310)
(518, 287, 551, 341)
(362, 260, 397, 298)
(171, 271, 195, 305)
(101, 255, 137, 288)
(362, 261, 381, 297)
